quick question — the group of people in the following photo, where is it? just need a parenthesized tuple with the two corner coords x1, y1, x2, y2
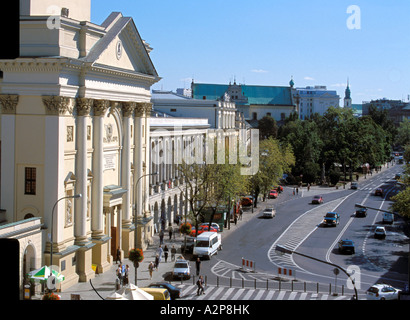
(147, 244, 178, 279)
(116, 264, 130, 286)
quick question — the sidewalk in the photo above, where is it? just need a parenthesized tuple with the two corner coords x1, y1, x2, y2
(37, 213, 258, 300)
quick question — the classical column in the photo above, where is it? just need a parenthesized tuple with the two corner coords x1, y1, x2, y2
(75, 98, 92, 245)
(91, 99, 109, 239)
(133, 103, 145, 218)
(143, 103, 152, 215)
(0, 95, 19, 222)
(42, 95, 72, 248)
(121, 102, 135, 226)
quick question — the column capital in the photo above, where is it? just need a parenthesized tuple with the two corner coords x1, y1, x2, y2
(76, 97, 93, 116)
(43, 96, 73, 116)
(122, 101, 136, 118)
(93, 99, 110, 117)
(135, 102, 152, 117)
(0, 94, 19, 114)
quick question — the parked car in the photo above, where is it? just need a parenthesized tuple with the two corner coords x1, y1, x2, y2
(366, 284, 401, 300)
(311, 195, 323, 204)
(350, 182, 358, 189)
(338, 239, 355, 254)
(262, 208, 276, 218)
(273, 185, 284, 193)
(180, 236, 196, 253)
(269, 190, 278, 199)
(148, 282, 181, 300)
(241, 196, 253, 206)
(172, 258, 191, 280)
(190, 225, 217, 236)
(322, 212, 340, 227)
(374, 226, 386, 239)
(199, 222, 220, 232)
(375, 188, 384, 196)
(355, 207, 367, 217)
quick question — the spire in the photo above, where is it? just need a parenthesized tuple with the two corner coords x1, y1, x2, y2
(289, 76, 294, 88)
(345, 78, 351, 99)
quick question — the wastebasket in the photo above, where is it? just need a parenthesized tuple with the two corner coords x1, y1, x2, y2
(24, 284, 31, 300)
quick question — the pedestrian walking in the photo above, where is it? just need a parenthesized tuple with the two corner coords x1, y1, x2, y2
(195, 257, 201, 276)
(196, 275, 205, 295)
(116, 264, 123, 285)
(168, 226, 173, 240)
(123, 265, 129, 285)
(115, 246, 121, 264)
(157, 245, 163, 262)
(293, 188, 295, 195)
(159, 229, 164, 245)
(171, 245, 176, 261)
(148, 262, 155, 280)
(154, 254, 159, 270)
(164, 245, 169, 262)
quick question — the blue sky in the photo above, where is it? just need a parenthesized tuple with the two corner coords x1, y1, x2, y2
(91, 0, 410, 104)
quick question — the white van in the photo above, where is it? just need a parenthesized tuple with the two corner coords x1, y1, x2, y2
(382, 212, 394, 225)
(193, 232, 222, 260)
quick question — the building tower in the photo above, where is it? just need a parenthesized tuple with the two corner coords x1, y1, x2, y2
(344, 79, 352, 108)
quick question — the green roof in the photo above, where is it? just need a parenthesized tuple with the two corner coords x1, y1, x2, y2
(192, 83, 294, 106)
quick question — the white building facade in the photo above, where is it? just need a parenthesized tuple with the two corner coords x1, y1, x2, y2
(296, 86, 340, 119)
(0, 0, 160, 291)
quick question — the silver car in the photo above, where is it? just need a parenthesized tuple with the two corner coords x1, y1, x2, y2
(262, 208, 276, 218)
(172, 258, 191, 280)
(366, 284, 401, 300)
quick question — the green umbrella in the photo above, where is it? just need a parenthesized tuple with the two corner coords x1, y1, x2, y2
(27, 266, 65, 284)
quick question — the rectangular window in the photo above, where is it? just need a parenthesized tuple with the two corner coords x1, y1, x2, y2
(25, 167, 36, 195)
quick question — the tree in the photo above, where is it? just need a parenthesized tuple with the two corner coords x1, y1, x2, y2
(258, 115, 278, 140)
(396, 118, 410, 147)
(248, 138, 295, 205)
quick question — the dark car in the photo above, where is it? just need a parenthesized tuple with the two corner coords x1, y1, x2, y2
(148, 282, 181, 300)
(375, 188, 383, 197)
(322, 212, 340, 227)
(355, 207, 367, 217)
(311, 195, 323, 204)
(338, 239, 355, 254)
(180, 236, 196, 253)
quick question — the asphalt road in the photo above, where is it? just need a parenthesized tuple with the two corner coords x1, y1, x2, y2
(199, 163, 409, 298)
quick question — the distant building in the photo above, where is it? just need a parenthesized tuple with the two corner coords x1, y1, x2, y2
(191, 80, 297, 126)
(295, 85, 340, 120)
(362, 98, 410, 126)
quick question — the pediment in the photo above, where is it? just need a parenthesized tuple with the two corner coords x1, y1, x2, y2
(84, 13, 158, 78)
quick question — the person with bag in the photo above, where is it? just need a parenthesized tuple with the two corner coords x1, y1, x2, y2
(148, 261, 155, 280)
(196, 275, 205, 295)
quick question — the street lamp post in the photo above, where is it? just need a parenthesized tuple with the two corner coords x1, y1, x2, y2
(275, 244, 358, 300)
(133, 172, 157, 285)
(49, 194, 82, 289)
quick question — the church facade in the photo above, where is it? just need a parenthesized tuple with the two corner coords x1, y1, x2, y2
(0, 1, 160, 291)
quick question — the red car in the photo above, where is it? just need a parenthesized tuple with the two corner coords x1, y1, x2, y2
(241, 197, 253, 206)
(312, 195, 323, 204)
(273, 186, 284, 193)
(269, 190, 278, 199)
(190, 225, 217, 236)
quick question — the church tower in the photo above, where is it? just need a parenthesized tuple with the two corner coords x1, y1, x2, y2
(344, 79, 352, 108)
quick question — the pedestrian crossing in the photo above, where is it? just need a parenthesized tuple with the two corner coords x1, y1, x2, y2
(177, 284, 350, 300)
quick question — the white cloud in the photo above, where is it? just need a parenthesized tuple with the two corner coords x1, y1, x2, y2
(304, 76, 315, 81)
(251, 69, 268, 73)
(330, 83, 346, 87)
